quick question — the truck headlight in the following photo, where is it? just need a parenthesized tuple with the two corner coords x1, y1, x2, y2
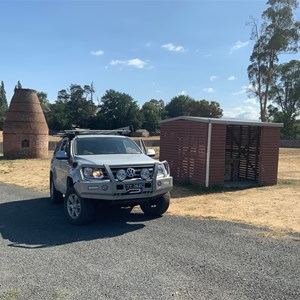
(157, 164, 166, 177)
(83, 167, 104, 179)
(83, 167, 93, 177)
(157, 162, 170, 178)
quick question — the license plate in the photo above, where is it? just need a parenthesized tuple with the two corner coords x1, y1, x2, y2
(125, 183, 144, 190)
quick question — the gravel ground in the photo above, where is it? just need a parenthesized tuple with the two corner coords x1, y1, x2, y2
(0, 182, 299, 300)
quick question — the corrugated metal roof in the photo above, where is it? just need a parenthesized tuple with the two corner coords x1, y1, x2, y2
(160, 116, 283, 127)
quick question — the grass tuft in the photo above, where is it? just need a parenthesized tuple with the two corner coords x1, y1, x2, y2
(53, 290, 69, 299)
(0, 290, 20, 300)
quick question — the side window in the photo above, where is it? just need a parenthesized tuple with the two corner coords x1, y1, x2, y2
(54, 140, 63, 155)
(123, 139, 140, 154)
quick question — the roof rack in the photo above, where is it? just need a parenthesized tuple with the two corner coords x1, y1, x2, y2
(56, 129, 131, 138)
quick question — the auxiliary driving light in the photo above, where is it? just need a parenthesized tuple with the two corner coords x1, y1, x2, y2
(141, 168, 150, 180)
(116, 169, 127, 181)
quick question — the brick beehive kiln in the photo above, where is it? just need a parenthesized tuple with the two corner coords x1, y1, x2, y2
(3, 88, 49, 159)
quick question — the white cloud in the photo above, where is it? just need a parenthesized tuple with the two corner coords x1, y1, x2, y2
(210, 75, 218, 81)
(232, 84, 252, 96)
(228, 76, 237, 81)
(223, 97, 260, 120)
(230, 40, 249, 54)
(179, 90, 187, 95)
(244, 98, 257, 105)
(109, 58, 147, 69)
(203, 87, 215, 94)
(110, 60, 123, 66)
(91, 50, 104, 56)
(127, 58, 146, 69)
(162, 43, 186, 53)
(223, 107, 259, 120)
(232, 90, 245, 96)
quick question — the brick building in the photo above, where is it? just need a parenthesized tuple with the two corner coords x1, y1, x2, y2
(160, 116, 283, 187)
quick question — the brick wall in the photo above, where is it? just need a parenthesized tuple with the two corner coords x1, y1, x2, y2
(259, 127, 281, 186)
(160, 119, 207, 185)
(209, 124, 227, 186)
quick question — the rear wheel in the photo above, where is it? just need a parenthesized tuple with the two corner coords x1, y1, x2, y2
(64, 187, 96, 225)
(50, 175, 63, 204)
(140, 192, 170, 216)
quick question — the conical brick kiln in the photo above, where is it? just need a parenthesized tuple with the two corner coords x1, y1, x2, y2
(3, 88, 49, 159)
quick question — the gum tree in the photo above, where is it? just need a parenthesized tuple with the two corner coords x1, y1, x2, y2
(247, 0, 300, 121)
(267, 59, 300, 138)
(97, 89, 142, 130)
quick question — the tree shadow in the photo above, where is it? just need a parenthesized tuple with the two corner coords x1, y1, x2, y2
(0, 197, 156, 248)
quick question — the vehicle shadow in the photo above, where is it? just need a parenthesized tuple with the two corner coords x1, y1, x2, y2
(0, 197, 156, 248)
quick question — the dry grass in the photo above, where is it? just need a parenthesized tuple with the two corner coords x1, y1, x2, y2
(0, 136, 299, 234)
(169, 148, 300, 234)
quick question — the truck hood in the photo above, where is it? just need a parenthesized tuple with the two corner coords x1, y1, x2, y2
(75, 154, 156, 166)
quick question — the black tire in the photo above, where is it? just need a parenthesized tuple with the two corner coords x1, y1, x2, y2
(140, 192, 170, 216)
(64, 187, 96, 225)
(50, 175, 63, 204)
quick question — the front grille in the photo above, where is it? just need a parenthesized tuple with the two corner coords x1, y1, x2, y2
(110, 165, 154, 181)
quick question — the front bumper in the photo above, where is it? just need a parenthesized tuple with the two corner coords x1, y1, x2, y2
(74, 176, 173, 201)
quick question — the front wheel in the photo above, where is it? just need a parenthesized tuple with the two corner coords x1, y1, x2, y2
(140, 193, 170, 216)
(64, 187, 96, 225)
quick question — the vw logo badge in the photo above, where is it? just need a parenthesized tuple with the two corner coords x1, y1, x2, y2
(126, 168, 136, 178)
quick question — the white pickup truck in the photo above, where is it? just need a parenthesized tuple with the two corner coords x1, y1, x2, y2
(50, 130, 173, 225)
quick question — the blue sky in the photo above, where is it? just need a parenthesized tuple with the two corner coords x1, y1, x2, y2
(0, 0, 287, 120)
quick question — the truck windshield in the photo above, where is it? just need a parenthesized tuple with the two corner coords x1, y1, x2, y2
(74, 137, 142, 155)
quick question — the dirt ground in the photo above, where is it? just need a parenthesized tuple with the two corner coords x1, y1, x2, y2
(0, 134, 299, 234)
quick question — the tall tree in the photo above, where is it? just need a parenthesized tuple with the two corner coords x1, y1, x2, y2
(83, 83, 95, 102)
(47, 84, 97, 131)
(247, 0, 300, 121)
(195, 100, 223, 118)
(165, 95, 223, 118)
(165, 95, 196, 118)
(57, 89, 70, 103)
(141, 101, 161, 133)
(66, 84, 97, 128)
(267, 59, 300, 138)
(37, 91, 50, 113)
(97, 89, 142, 130)
(0, 81, 8, 129)
(46, 101, 70, 131)
(149, 99, 168, 120)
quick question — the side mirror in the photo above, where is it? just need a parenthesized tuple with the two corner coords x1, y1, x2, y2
(146, 149, 156, 157)
(55, 150, 68, 160)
